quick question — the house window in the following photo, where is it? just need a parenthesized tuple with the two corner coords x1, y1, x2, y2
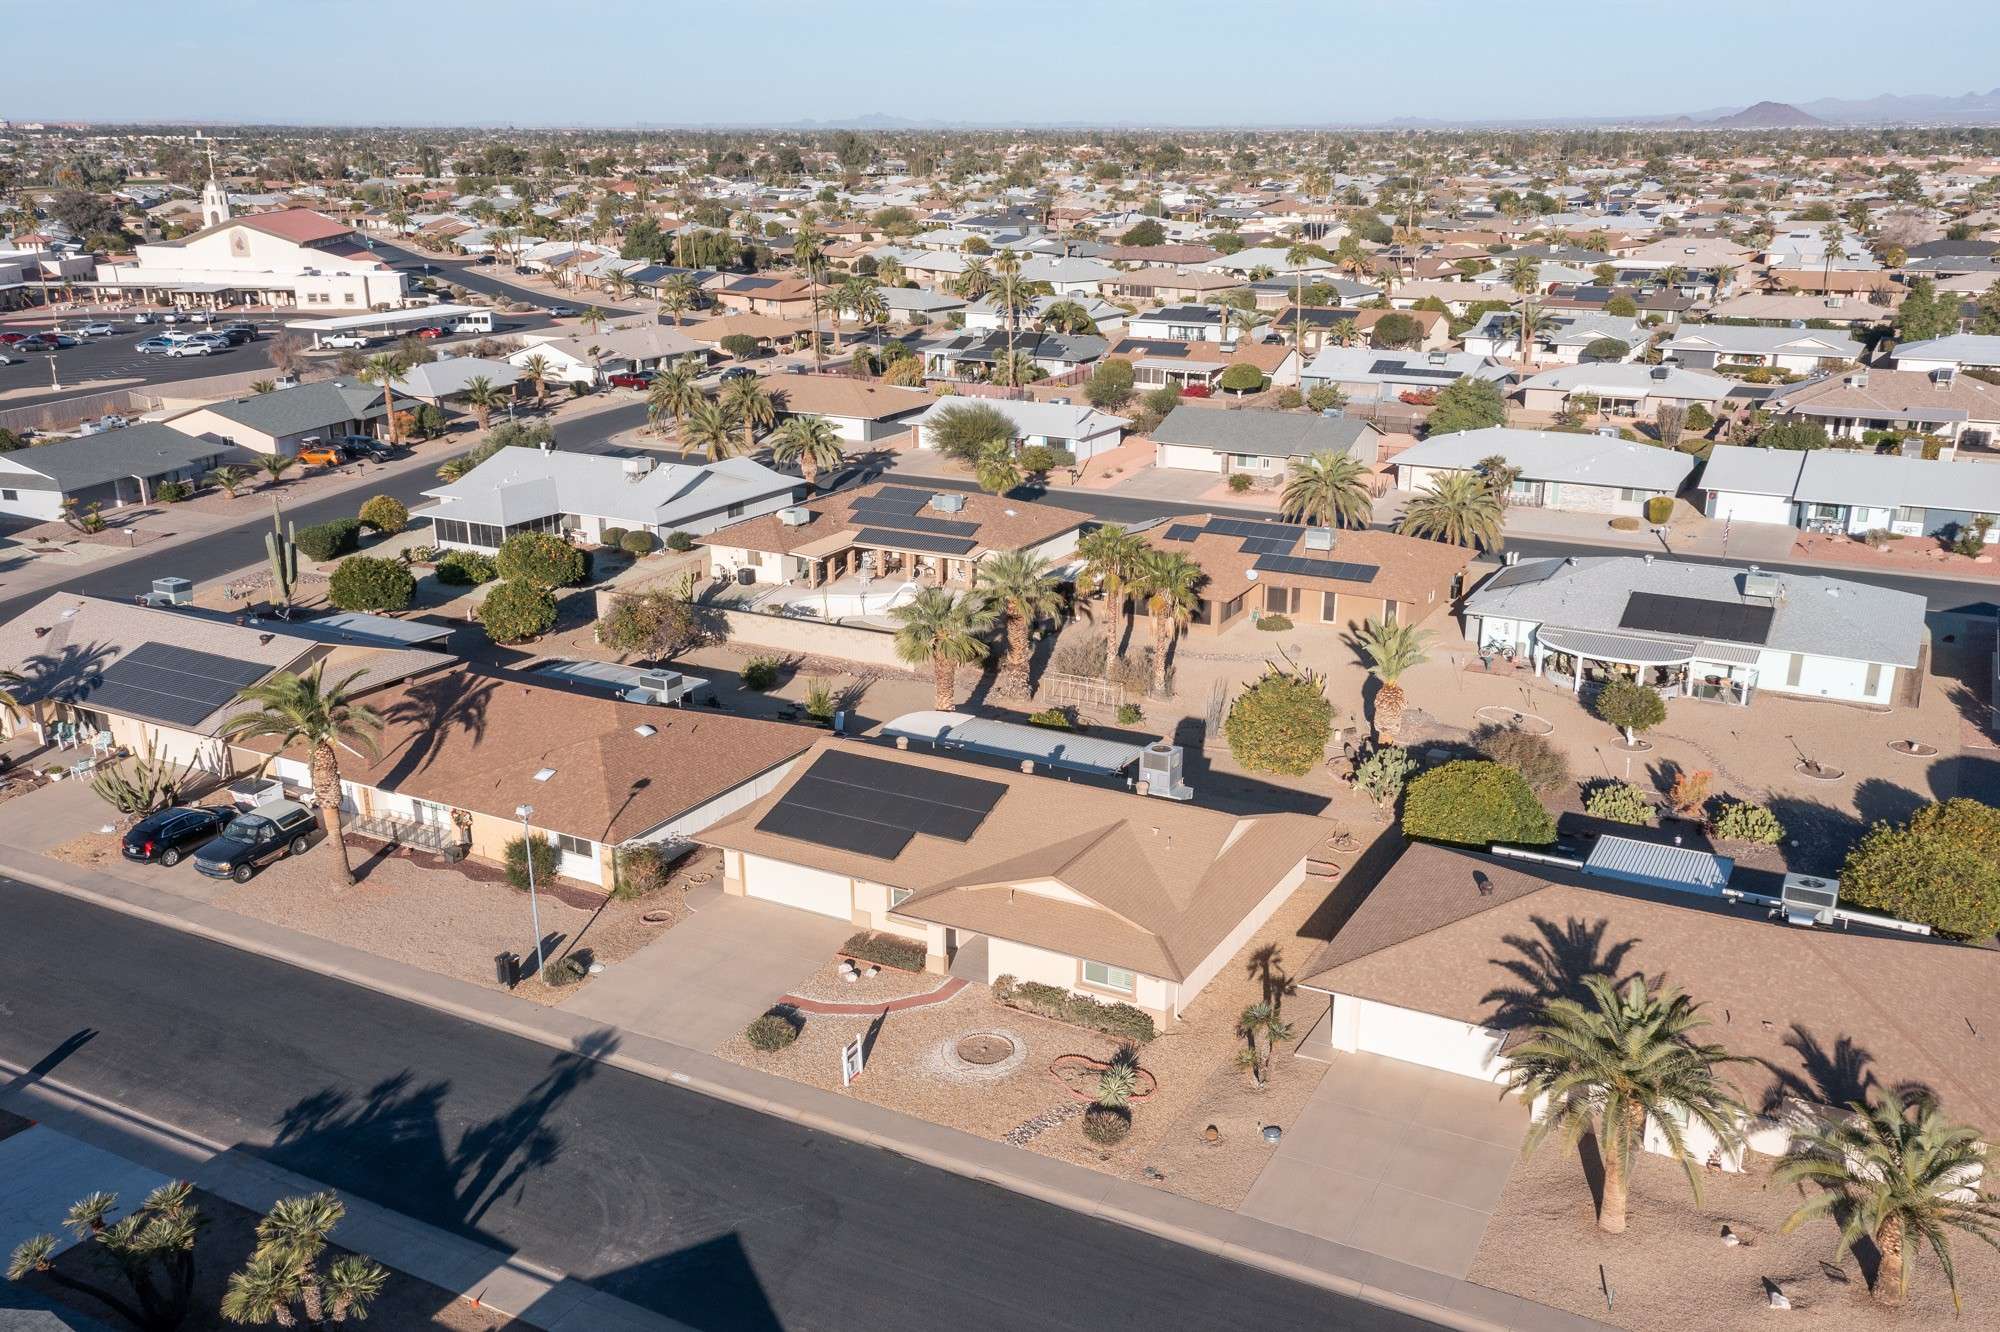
(1618, 488, 1651, 503)
(1381, 601, 1399, 626)
(889, 887, 913, 908)
(555, 832, 592, 858)
(1892, 506, 1924, 524)
(1082, 960, 1136, 994)
(0, 490, 14, 501)
(1321, 590, 1338, 623)
(727, 502, 745, 518)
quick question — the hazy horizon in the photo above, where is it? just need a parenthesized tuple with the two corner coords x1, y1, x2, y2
(10, 0, 2000, 129)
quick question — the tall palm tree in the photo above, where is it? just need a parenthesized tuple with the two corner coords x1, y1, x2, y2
(1502, 974, 1747, 1235)
(973, 439, 1022, 495)
(954, 255, 992, 301)
(519, 354, 552, 406)
(358, 352, 405, 445)
(645, 360, 703, 438)
(991, 250, 1032, 372)
(1354, 616, 1430, 743)
(1286, 242, 1318, 352)
(993, 348, 1042, 389)
(1399, 471, 1504, 551)
(792, 220, 825, 373)
(1038, 299, 1098, 336)
(461, 375, 504, 430)
(975, 550, 1061, 699)
(680, 395, 741, 461)
(602, 269, 630, 304)
(770, 414, 845, 488)
(656, 272, 698, 326)
(1131, 548, 1204, 697)
(1280, 450, 1372, 528)
(1074, 523, 1145, 665)
(875, 255, 906, 289)
(1506, 257, 1542, 364)
(891, 587, 997, 711)
(578, 306, 607, 338)
(1820, 221, 1845, 291)
(1777, 1088, 2000, 1311)
(221, 664, 385, 889)
(721, 374, 775, 452)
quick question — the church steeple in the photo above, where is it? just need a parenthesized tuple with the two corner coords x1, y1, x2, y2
(200, 138, 231, 228)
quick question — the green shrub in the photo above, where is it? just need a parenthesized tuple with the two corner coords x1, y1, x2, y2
(1907, 798, 2000, 863)
(1224, 665, 1334, 776)
(541, 953, 590, 987)
(153, 480, 191, 503)
(746, 1011, 800, 1052)
(804, 678, 838, 722)
(294, 517, 362, 562)
(496, 530, 588, 588)
(1403, 760, 1555, 847)
(358, 494, 409, 535)
(327, 554, 416, 612)
(1685, 403, 1714, 432)
(1218, 363, 1267, 393)
(1227, 473, 1254, 492)
(600, 526, 629, 549)
(620, 529, 656, 556)
(1713, 799, 1784, 845)
(435, 548, 498, 585)
(503, 832, 559, 890)
(1255, 613, 1292, 631)
(1085, 358, 1135, 409)
(1355, 745, 1417, 809)
(1593, 680, 1666, 741)
(1841, 820, 2000, 940)
(1472, 723, 1570, 796)
(1116, 703, 1143, 725)
(720, 333, 761, 359)
(1082, 1104, 1133, 1146)
(478, 579, 557, 643)
(1608, 516, 1642, 531)
(1028, 707, 1073, 729)
(993, 975, 1156, 1043)
(1643, 495, 1674, 524)
(740, 655, 780, 690)
(665, 530, 695, 552)
(841, 930, 927, 971)
(1585, 781, 1654, 825)
(1272, 386, 1304, 410)
(1018, 444, 1075, 476)
(612, 842, 684, 898)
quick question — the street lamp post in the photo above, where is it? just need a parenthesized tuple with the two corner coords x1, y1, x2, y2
(516, 803, 546, 976)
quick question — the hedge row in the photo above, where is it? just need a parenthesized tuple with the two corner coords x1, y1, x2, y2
(994, 974, 1156, 1044)
(840, 930, 926, 972)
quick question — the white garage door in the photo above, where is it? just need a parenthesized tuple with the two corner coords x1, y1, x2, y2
(743, 854, 853, 920)
(1707, 491, 1792, 525)
(1353, 998, 1508, 1083)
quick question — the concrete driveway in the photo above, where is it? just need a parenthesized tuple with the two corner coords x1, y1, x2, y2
(559, 886, 852, 1052)
(1240, 1051, 1527, 1278)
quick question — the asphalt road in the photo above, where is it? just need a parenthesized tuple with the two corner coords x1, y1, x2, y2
(0, 881, 1434, 1332)
(368, 238, 625, 322)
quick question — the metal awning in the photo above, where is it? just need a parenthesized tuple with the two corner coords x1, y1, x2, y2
(1694, 640, 1764, 668)
(882, 710, 1145, 777)
(1538, 626, 1695, 666)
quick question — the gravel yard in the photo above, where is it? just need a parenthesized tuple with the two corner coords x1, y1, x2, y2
(1466, 1139, 2000, 1330)
(786, 956, 945, 1004)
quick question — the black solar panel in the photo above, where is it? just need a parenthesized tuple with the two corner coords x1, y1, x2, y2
(1206, 517, 1309, 543)
(848, 487, 930, 516)
(851, 511, 979, 538)
(1163, 524, 1203, 542)
(86, 642, 271, 729)
(1240, 535, 1295, 555)
(1252, 554, 1380, 583)
(1619, 592, 1774, 645)
(755, 750, 1007, 860)
(853, 527, 977, 555)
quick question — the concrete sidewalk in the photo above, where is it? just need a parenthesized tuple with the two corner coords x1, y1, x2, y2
(0, 1052, 686, 1332)
(0, 845, 1606, 1332)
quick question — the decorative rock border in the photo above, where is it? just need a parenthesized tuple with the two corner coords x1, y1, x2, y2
(1887, 740, 1939, 758)
(925, 1027, 1029, 1083)
(1050, 1053, 1157, 1102)
(1612, 738, 1656, 754)
(1473, 705, 1554, 736)
(1794, 760, 1846, 782)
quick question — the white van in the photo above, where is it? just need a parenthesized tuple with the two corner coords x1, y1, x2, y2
(447, 310, 496, 334)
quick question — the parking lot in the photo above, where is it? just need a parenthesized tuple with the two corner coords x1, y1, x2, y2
(0, 314, 287, 407)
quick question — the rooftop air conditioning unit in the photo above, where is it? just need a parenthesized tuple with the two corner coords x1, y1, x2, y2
(1651, 365, 1671, 380)
(622, 456, 654, 480)
(1137, 742, 1193, 801)
(1780, 873, 1840, 927)
(1934, 367, 1957, 389)
(930, 492, 966, 514)
(1595, 425, 1620, 438)
(1428, 350, 1448, 365)
(776, 506, 812, 526)
(1826, 296, 1844, 308)
(1304, 527, 1335, 551)
(1742, 568, 1783, 600)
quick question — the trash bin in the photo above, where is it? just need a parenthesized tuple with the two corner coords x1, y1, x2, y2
(495, 951, 520, 988)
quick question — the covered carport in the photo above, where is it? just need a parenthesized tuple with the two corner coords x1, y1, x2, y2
(283, 304, 490, 349)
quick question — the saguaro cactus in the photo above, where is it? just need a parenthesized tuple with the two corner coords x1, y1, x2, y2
(266, 497, 299, 614)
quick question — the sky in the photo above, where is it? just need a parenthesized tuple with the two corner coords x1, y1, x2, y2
(11, 0, 2000, 128)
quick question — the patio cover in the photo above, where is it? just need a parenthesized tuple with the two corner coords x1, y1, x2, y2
(1537, 625, 1695, 666)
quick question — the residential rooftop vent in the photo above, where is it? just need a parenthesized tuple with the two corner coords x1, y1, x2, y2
(930, 492, 966, 514)
(1304, 527, 1335, 551)
(1595, 425, 1620, 438)
(1742, 568, 1784, 600)
(776, 506, 812, 526)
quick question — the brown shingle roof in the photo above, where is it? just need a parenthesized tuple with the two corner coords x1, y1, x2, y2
(699, 482, 1084, 559)
(764, 375, 934, 422)
(1299, 842, 2000, 1122)
(702, 739, 1334, 980)
(1140, 515, 1471, 609)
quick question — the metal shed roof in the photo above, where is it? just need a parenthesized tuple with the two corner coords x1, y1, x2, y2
(1585, 832, 1734, 897)
(880, 710, 1145, 777)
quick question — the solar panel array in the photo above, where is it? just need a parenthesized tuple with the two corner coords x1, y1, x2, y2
(1368, 360, 1460, 381)
(1205, 517, 1309, 543)
(1162, 523, 1204, 542)
(1620, 592, 1775, 645)
(85, 642, 271, 729)
(847, 489, 980, 537)
(754, 749, 1007, 860)
(1252, 553, 1381, 584)
(853, 526, 977, 555)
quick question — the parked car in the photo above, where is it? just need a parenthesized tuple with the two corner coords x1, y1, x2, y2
(219, 322, 258, 341)
(334, 434, 392, 461)
(193, 801, 318, 883)
(321, 332, 372, 349)
(132, 312, 159, 324)
(297, 442, 347, 467)
(76, 322, 118, 337)
(412, 326, 446, 339)
(122, 805, 235, 867)
(0, 352, 20, 366)
(718, 365, 757, 382)
(136, 336, 178, 354)
(212, 326, 255, 346)
(16, 335, 56, 352)
(163, 338, 215, 357)
(546, 306, 575, 318)
(0, 332, 25, 344)
(606, 371, 654, 389)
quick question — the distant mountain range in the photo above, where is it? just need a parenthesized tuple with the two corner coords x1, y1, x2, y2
(1704, 100, 1825, 129)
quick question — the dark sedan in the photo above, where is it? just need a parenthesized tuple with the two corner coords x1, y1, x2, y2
(121, 805, 235, 867)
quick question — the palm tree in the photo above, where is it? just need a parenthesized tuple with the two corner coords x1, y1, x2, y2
(656, 272, 698, 326)
(1286, 242, 1318, 352)
(875, 255, 906, 289)
(1777, 1089, 2000, 1310)
(681, 395, 741, 461)
(972, 439, 1022, 495)
(1038, 299, 1098, 336)
(1506, 257, 1542, 364)
(358, 352, 405, 445)
(1399, 471, 1504, 551)
(221, 1192, 388, 1328)
(993, 348, 1043, 389)
(954, 255, 992, 301)
(646, 360, 704, 439)
(1502, 975, 1748, 1235)
(1131, 548, 1204, 697)
(1355, 616, 1430, 743)
(1236, 1001, 1294, 1086)
(220, 664, 385, 889)
(461, 375, 504, 430)
(891, 587, 997, 711)
(1075, 523, 1145, 666)
(721, 374, 775, 452)
(1820, 221, 1845, 291)
(975, 550, 1061, 699)
(1712, 264, 1738, 298)
(602, 268, 630, 304)
(578, 306, 607, 338)
(256, 453, 298, 487)
(793, 220, 825, 373)
(770, 414, 845, 488)
(519, 354, 552, 406)
(1280, 450, 1372, 528)
(207, 465, 249, 498)
(991, 251, 1033, 372)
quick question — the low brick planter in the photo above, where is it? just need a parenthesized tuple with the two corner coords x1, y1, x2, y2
(1050, 1053, 1156, 1102)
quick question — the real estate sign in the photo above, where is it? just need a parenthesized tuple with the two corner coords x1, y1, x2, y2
(840, 1034, 865, 1086)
